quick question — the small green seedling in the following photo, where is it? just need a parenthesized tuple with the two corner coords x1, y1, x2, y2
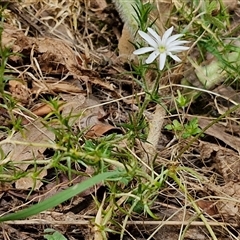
(44, 229, 67, 240)
(165, 118, 202, 139)
(176, 90, 188, 108)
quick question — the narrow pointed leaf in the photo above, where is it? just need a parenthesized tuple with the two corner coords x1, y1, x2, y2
(0, 171, 120, 222)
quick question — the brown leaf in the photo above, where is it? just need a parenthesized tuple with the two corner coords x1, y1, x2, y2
(41, 166, 99, 200)
(32, 79, 86, 95)
(15, 168, 47, 190)
(118, 24, 135, 61)
(79, 113, 105, 131)
(194, 118, 240, 153)
(196, 200, 218, 216)
(36, 37, 78, 75)
(1, 120, 55, 171)
(31, 101, 65, 116)
(60, 93, 86, 125)
(86, 123, 122, 139)
(8, 79, 31, 106)
(154, 0, 174, 35)
(83, 76, 117, 92)
(199, 140, 220, 160)
(60, 94, 113, 132)
(2, 23, 80, 76)
(216, 181, 240, 221)
(214, 147, 240, 182)
(1, 24, 28, 62)
(2, 24, 123, 99)
(214, 0, 238, 14)
(61, 95, 121, 138)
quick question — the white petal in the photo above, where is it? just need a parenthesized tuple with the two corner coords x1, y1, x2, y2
(147, 27, 161, 43)
(168, 40, 190, 47)
(168, 46, 190, 52)
(159, 53, 167, 70)
(133, 47, 155, 55)
(138, 30, 158, 48)
(145, 51, 160, 64)
(162, 26, 174, 44)
(168, 52, 182, 62)
(165, 34, 183, 45)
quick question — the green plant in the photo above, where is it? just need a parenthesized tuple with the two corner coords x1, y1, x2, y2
(179, 0, 240, 85)
(44, 229, 67, 240)
(165, 118, 203, 139)
(175, 89, 189, 108)
(0, 10, 23, 128)
(1, 0, 240, 239)
(132, 0, 155, 32)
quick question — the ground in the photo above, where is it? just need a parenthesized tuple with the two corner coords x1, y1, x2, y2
(0, 0, 240, 239)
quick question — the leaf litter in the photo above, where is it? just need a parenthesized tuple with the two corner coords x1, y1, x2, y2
(0, 0, 240, 239)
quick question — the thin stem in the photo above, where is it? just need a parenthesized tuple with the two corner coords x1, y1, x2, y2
(169, 171, 218, 240)
(174, 103, 240, 161)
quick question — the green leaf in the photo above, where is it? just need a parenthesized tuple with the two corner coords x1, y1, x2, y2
(165, 124, 173, 130)
(207, 0, 217, 14)
(209, 16, 225, 29)
(44, 229, 67, 240)
(0, 171, 121, 222)
(176, 93, 188, 108)
(172, 120, 183, 131)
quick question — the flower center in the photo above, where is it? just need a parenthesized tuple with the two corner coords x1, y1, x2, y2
(159, 45, 166, 53)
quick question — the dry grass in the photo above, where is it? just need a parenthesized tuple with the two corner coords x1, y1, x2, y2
(0, 0, 240, 239)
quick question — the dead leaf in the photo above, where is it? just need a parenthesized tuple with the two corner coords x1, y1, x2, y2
(152, 0, 173, 35)
(217, 0, 238, 13)
(0, 106, 11, 126)
(40, 166, 100, 200)
(2, 23, 80, 76)
(213, 85, 240, 105)
(199, 130, 240, 183)
(1, 224, 35, 240)
(36, 37, 79, 75)
(216, 181, 240, 221)
(118, 24, 135, 61)
(86, 123, 122, 139)
(76, 96, 106, 125)
(8, 79, 31, 106)
(195, 118, 240, 153)
(1, 24, 27, 62)
(196, 200, 218, 216)
(15, 168, 47, 190)
(1, 119, 55, 171)
(31, 101, 65, 116)
(2, 24, 122, 99)
(82, 76, 117, 93)
(214, 148, 240, 182)
(61, 95, 121, 138)
(32, 79, 86, 95)
(60, 93, 86, 126)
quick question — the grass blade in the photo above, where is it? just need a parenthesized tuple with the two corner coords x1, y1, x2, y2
(0, 171, 120, 222)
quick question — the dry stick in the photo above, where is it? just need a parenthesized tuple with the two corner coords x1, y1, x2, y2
(141, 104, 166, 169)
(72, 84, 238, 113)
(3, 219, 236, 227)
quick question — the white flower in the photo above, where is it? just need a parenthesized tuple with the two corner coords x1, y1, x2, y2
(133, 26, 190, 70)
